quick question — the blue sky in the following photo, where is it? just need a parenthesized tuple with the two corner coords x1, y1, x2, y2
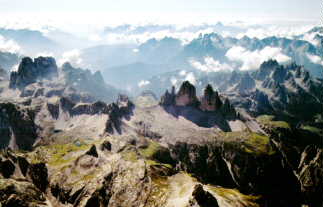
(1, 0, 321, 21)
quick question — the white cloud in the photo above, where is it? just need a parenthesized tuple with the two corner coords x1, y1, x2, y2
(132, 48, 139, 53)
(10, 64, 19, 72)
(170, 76, 178, 85)
(59, 49, 83, 67)
(35, 51, 54, 57)
(302, 32, 321, 46)
(138, 80, 150, 87)
(0, 35, 21, 54)
(236, 25, 313, 39)
(189, 56, 232, 72)
(184, 72, 196, 85)
(179, 70, 187, 76)
(226, 46, 291, 70)
(307, 54, 323, 65)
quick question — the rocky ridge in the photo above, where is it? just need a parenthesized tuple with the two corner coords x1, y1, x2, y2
(0, 58, 322, 206)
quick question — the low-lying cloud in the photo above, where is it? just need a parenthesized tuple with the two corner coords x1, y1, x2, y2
(184, 72, 196, 85)
(190, 57, 232, 72)
(236, 25, 313, 39)
(138, 80, 150, 87)
(226, 46, 291, 70)
(0, 35, 21, 54)
(170, 76, 178, 85)
(59, 49, 83, 67)
(307, 54, 323, 65)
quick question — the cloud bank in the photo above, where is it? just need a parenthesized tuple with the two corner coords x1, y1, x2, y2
(138, 80, 150, 87)
(226, 46, 291, 70)
(0, 35, 21, 54)
(59, 49, 83, 67)
(190, 57, 232, 72)
(184, 72, 196, 85)
(236, 25, 314, 39)
(307, 54, 323, 65)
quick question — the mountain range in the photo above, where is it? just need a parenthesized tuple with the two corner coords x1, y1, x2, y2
(0, 55, 322, 207)
(80, 27, 323, 92)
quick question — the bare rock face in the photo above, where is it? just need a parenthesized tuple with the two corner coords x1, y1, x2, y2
(235, 72, 255, 94)
(85, 145, 99, 157)
(220, 98, 237, 118)
(191, 184, 219, 207)
(175, 81, 199, 107)
(160, 86, 176, 106)
(27, 163, 49, 192)
(255, 59, 279, 80)
(62, 62, 118, 102)
(0, 102, 38, 150)
(272, 65, 287, 83)
(298, 146, 323, 207)
(0, 179, 48, 207)
(9, 57, 58, 89)
(200, 84, 222, 111)
(0, 151, 49, 207)
(0, 159, 15, 178)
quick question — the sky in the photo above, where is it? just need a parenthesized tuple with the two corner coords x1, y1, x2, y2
(0, 0, 321, 27)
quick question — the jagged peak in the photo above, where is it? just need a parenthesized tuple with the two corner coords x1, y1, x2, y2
(260, 59, 279, 69)
(204, 84, 215, 97)
(9, 56, 58, 89)
(236, 72, 255, 93)
(175, 81, 199, 106)
(200, 84, 223, 111)
(177, 81, 196, 95)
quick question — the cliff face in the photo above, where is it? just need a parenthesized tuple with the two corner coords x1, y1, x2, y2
(9, 57, 58, 89)
(1, 116, 321, 207)
(0, 57, 322, 206)
(175, 81, 199, 106)
(0, 102, 38, 150)
(199, 84, 222, 111)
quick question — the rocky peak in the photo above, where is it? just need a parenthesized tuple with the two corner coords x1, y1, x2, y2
(235, 72, 255, 94)
(271, 65, 287, 83)
(295, 66, 307, 78)
(255, 59, 279, 80)
(93, 71, 105, 83)
(0, 102, 38, 150)
(200, 84, 223, 111)
(273, 83, 288, 103)
(160, 86, 176, 106)
(175, 81, 199, 106)
(62, 62, 118, 102)
(220, 98, 237, 118)
(160, 89, 175, 106)
(228, 70, 241, 85)
(9, 56, 58, 89)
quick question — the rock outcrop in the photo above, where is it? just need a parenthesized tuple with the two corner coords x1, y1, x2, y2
(160, 86, 176, 106)
(9, 57, 58, 89)
(0, 102, 38, 150)
(62, 62, 118, 102)
(175, 81, 199, 106)
(191, 184, 219, 207)
(235, 72, 255, 94)
(199, 84, 222, 111)
(254, 59, 279, 80)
